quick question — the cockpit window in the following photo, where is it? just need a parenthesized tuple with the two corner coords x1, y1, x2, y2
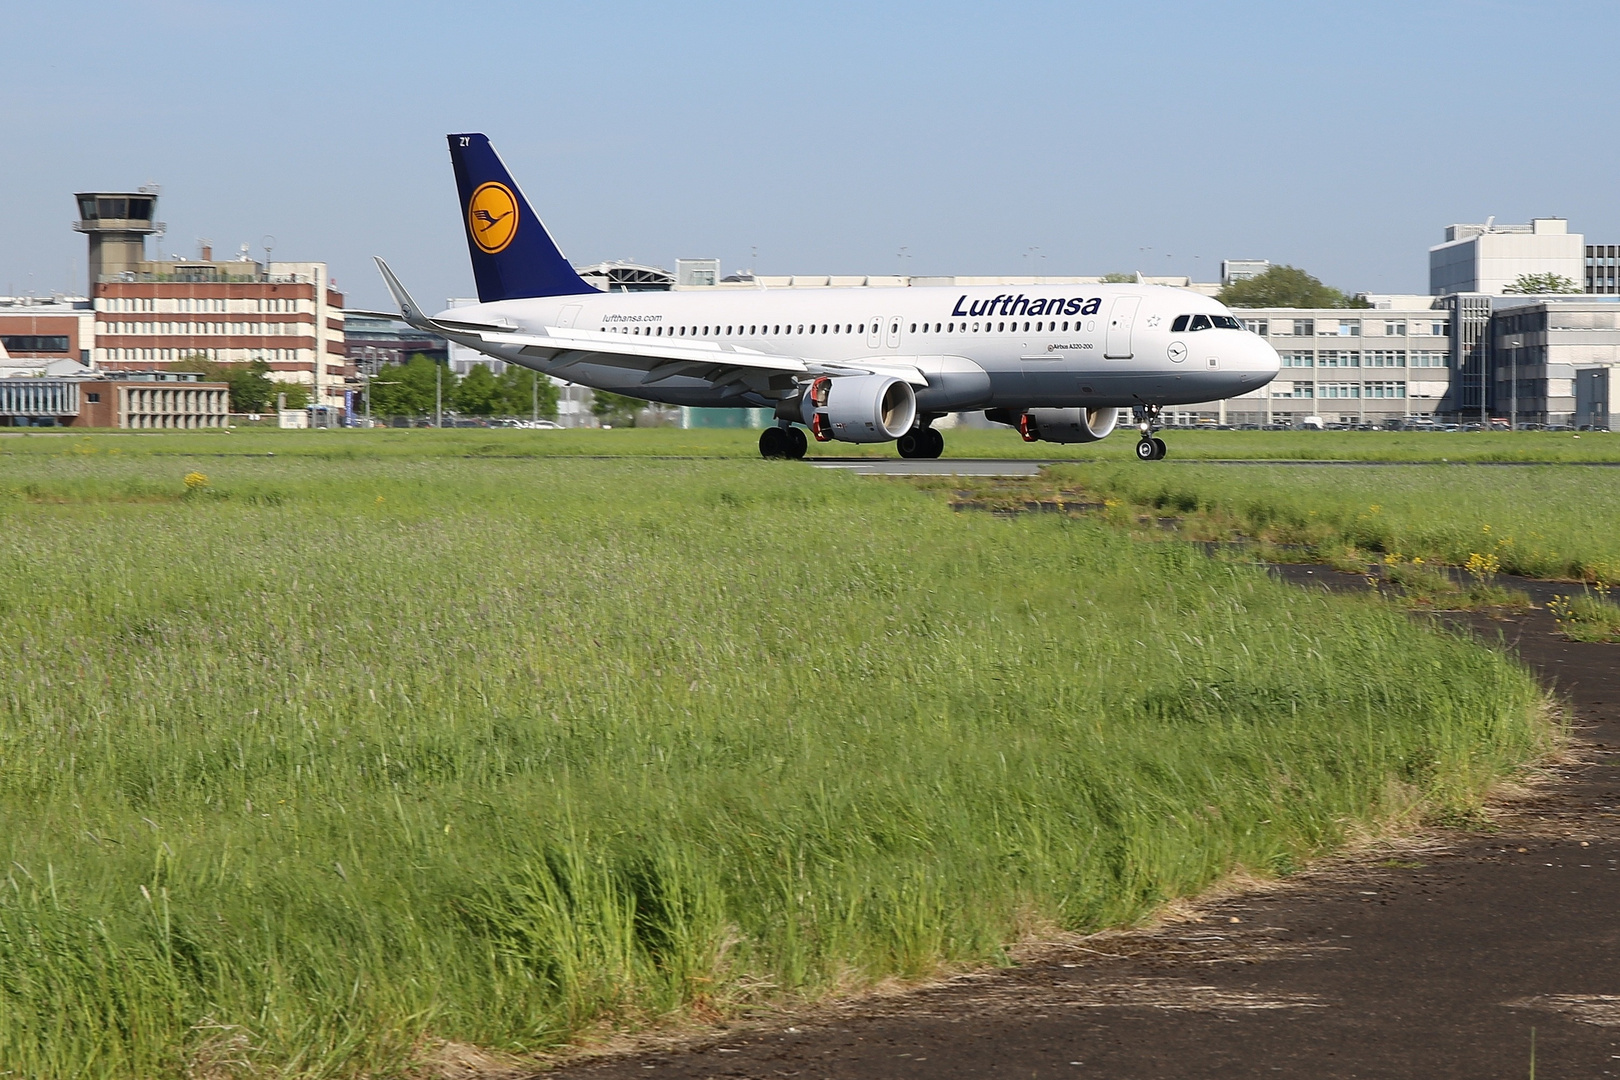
(1174, 313, 1245, 332)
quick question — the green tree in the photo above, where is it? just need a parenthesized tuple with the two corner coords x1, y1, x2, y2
(452, 363, 502, 416)
(1099, 272, 1136, 283)
(496, 365, 559, 419)
(590, 390, 644, 427)
(368, 354, 457, 418)
(270, 381, 310, 410)
(168, 355, 276, 412)
(1504, 272, 1580, 295)
(1218, 265, 1363, 309)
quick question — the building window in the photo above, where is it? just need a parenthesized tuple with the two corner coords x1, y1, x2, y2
(1272, 382, 1313, 398)
(1242, 318, 1268, 335)
(1292, 319, 1314, 336)
(1364, 350, 1406, 367)
(1318, 350, 1361, 368)
(0, 335, 70, 353)
(1384, 321, 1406, 336)
(1279, 351, 1314, 367)
(87, 392, 100, 403)
(1364, 381, 1406, 399)
(1319, 383, 1361, 398)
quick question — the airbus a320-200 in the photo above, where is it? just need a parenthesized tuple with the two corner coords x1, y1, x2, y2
(368, 133, 1280, 461)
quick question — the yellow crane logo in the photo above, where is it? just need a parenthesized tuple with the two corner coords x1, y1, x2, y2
(467, 182, 518, 254)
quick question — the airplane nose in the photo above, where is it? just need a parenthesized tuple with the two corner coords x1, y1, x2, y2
(1255, 338, 1281, 377)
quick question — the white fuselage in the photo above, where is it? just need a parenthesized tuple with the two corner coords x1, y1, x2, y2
(438, 283, 1280, 415)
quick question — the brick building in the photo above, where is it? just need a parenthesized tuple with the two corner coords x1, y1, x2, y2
(75, 190, 349, 415)
(0, 371, 227, 428)
(0, 295, 96, 371)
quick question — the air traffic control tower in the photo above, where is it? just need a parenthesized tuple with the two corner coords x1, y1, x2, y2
(72, 190, 163, 293)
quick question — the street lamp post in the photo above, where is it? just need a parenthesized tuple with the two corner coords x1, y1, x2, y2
(1509, 344, 1518, 432)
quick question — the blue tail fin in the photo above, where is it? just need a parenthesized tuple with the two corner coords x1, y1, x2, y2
(447, 133, 596, 301)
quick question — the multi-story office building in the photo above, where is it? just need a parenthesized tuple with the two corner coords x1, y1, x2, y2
(1221, 260, 1270, 285)
(343, 313, 447, 374)
(1587, 245, 1619, 295)
(0, 294, 96, 372)
(1490, 296, 1620, 428)
(1430, 218, 1584, 295)
(74, 190, 350, 415)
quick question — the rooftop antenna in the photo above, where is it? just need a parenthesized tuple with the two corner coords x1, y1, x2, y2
(262, 234, 276, 270)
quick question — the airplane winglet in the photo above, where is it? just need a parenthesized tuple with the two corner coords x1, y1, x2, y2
(373, 257, 430, 329)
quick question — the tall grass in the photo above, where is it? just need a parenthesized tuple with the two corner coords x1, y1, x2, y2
(0, 452, 1545, 1076)
(1053, 462, 1620, 582)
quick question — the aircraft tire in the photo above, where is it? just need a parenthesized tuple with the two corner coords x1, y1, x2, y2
(1152, 437, 1168, 459)
(1134, 438, 1157, 462)
(787, 426, 808, 459)
(896, 430, 925, 458)
(923, 428, 945, 458)
(759, 427, 790, 459)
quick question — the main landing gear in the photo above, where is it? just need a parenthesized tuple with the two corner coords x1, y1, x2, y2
(1133, 404, 1167, 461)
(896, 424, 944, 459)
(759, 424, 808, 460)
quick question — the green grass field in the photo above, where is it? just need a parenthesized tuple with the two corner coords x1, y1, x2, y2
(1044, 461, 1620, 582)
(0, 435, 1551, 1077)
(4, 424, 1619, 463)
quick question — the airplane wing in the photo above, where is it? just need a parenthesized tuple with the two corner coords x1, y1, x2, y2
(372, 257, 927, 396)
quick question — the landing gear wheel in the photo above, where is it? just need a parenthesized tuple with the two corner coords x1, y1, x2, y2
(1132, 404, 1166, 461)
(899, 426, 945, 459)
(786, 426, 808, 460)
(759, 427, 790, 459)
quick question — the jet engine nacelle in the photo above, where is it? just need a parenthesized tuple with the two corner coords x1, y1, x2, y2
(800, 374, 918, 443)
(1013, 407, 1121, 443)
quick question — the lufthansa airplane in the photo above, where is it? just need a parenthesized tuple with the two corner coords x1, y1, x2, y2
(372, 134, 1279, 460)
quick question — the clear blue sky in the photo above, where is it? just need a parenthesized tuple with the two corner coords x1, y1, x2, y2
(1, 0, 1613, 310)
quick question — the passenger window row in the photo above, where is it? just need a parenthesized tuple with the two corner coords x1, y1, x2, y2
(607, 320, 1080, 337)
(613, 323, 869, 337)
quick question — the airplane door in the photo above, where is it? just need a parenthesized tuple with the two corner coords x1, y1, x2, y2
(866, 316, 883, 350)
(557, 305, 582, 329)
(1104, 297, 1140, 359)
(885, 316, 901, 349)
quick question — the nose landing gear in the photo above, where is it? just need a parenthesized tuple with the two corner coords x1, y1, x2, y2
(1133, 405, 1167, 461)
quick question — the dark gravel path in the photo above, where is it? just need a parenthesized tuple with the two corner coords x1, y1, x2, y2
(544, 569, 1620, 1079)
